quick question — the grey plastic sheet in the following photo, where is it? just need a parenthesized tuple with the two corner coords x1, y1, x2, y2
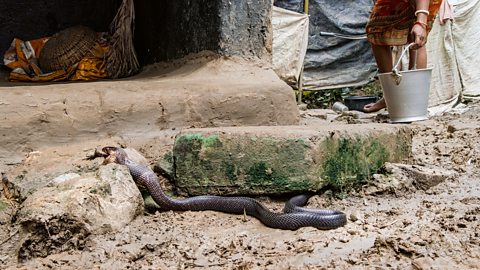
(274, 0, 377, 90)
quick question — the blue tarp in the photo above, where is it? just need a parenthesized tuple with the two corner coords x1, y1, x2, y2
(274, 0, 377, 90)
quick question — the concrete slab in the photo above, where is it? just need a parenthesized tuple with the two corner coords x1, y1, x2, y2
(172, 124, 412, 196)
(0, 55, 299, 166)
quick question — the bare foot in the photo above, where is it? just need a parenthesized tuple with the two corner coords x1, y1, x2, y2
(363, 98, 386, 113)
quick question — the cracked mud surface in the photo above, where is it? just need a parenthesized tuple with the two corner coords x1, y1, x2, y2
(1, 101, 479, 269)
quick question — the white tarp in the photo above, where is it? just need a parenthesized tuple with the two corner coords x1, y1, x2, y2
(272, 6, 309, 86)
(427, 0, 480, 115)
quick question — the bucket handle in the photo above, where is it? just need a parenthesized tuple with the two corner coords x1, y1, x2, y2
(391, 43, 416, 85)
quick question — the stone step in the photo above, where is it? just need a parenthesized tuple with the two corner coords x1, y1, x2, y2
(0, 57, 299, 170)
(172, 124, 412, 196)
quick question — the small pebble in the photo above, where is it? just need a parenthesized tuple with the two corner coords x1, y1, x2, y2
(347, 229, 357, 235)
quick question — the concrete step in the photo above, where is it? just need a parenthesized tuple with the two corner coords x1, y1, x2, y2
(172, 124, 412, 195)
(0, 57, 299, 168)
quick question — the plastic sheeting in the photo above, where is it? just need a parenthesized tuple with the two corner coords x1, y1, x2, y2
(274, 0, 377, 90)
(272, 6, 309, 85)
(427, 0, 480, 115)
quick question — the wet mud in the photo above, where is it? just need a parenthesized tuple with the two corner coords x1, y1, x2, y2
(0, 102, 479, 269)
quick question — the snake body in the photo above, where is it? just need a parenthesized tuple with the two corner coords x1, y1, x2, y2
(102, 147, 347, 230)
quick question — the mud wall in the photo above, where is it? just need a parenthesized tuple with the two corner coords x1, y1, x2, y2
(0, 0, 272, 67)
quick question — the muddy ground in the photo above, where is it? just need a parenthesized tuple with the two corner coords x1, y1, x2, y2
(1, 100, 479, 269)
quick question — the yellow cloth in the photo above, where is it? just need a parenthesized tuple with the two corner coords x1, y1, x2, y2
(70, 43, 109, 81)
(3, 35, 109, 82)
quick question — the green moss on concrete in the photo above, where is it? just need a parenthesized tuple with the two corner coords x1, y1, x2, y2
(176, 133, 203, 143)
(240, 137, 312, 192)
(174, 128, 410, 196)
(392, 129, 412, 161)
(174, 134, 224, 184)
(246, 161, 285, 185)
(245, 161, 311, 191)
(289, 138, 308, 147)
(175, 133, 222, 148)
(174, 134, 203, 157)
(367, 140, 389, 173)
(156, 151, 174, 177)
(174, 133, 314, 195)
(163, 151, 173, 164)
(203, 135, 221, 148)
(321, 137, 390, 192)
(223, 158, 237, 182)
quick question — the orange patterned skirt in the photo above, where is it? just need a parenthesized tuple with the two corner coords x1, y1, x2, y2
(366, 0, 442, 46)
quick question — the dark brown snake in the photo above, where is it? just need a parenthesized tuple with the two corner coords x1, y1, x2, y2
(102, 146, 347, 230)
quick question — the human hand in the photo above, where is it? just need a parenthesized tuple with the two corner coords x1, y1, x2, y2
(410, 22, 428, 49)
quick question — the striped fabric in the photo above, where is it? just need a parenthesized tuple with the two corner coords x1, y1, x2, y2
(366, 0, 442, 46)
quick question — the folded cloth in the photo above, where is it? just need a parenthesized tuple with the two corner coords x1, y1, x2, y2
(439, 0, 455, 25)
(4, 37, 48, 75)
(3, 33, 109, 82)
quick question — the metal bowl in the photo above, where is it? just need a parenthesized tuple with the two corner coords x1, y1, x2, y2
(343, 96, 379, 112)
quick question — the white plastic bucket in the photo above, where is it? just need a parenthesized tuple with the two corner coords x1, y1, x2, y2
(378, 43, 432, 123)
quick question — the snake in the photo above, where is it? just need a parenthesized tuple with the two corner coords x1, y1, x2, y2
(101, 146, 347, 230)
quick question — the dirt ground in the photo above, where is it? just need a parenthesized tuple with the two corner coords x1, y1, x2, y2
(0, 99, 479, 269)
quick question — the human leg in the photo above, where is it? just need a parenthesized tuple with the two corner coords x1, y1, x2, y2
(371, 44, 394, 73)
(363, 44, 392, 113)
(416, 46, 427, 69)
(408, 45, 427, 69)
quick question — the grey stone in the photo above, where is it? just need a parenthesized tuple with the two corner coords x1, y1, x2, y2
(123, 148, 149, 167)
(51, 173, 81, 184)
(447, 119, 480, 133)
(3, 152, 104, 202)
(395, 163, 457, 191)
(15, 164, 143, 261)
(364, 163, 457, 195)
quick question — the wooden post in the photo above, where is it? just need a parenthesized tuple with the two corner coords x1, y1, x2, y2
(297, 0, 309, 104)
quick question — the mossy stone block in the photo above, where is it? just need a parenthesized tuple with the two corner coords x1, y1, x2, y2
(173, 125, 412, 195)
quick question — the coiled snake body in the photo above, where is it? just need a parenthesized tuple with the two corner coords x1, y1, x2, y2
(102, 147, 347, 230)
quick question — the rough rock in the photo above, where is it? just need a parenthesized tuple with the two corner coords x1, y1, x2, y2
(364, 163, 457, 195)
(123, 148, 150, 166)
(14, 164, 143, 262)
(173, 124, 412, 195)
(400, 164, 457, 191)
(447, 119, 480, 133)
(3, 147, 147, 203)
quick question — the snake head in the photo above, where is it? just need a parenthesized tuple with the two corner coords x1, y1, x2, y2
(102, 146, 127, 165)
